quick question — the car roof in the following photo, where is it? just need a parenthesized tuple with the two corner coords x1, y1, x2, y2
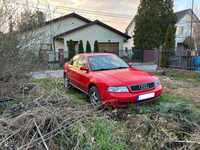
(79, 53, 116, 57)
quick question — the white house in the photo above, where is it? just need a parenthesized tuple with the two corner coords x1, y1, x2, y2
(21, 13, 130, 62)
(123, 18, 135, 50)
(124, 9, 200, 50)
(175, 9, 200, 50)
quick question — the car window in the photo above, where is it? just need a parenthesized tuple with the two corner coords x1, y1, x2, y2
(89, 55, 128, 71)
(70, 55, 87, 69)
(71, 55, 80, 67)
(78, 56, 87, 68)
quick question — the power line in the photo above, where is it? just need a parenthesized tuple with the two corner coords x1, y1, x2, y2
(56, 5, 133, 19)
(15, 2, 133, 20)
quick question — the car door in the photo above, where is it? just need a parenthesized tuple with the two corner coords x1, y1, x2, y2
(76, 56, 91, 92)
(68, 55, 80, 86)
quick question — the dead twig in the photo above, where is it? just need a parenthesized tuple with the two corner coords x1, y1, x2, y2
(33, 119, 49, 150)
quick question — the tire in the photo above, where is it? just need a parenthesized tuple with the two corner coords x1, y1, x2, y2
(88, 86, 102, 107)
(64, 73, 71, 90)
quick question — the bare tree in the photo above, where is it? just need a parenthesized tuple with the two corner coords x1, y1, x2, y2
(0, 0, 46, 98)
(17, 10, 46, 32)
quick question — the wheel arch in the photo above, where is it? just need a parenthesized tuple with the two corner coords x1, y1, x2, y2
(63, 71, 66, 78)
(88, 83, 97, 91)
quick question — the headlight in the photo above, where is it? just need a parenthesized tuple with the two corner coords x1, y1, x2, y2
(154, 79, 161, 87)
(107, 86, 129, 93)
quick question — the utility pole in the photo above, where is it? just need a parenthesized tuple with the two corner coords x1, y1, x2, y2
(188, 0, 195, 70)
(190, 0, 194, 39)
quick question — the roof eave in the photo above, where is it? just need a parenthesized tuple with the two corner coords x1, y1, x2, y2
(55, 20, 131, 39)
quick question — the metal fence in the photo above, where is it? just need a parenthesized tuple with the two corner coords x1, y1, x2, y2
(161, 49, 200, 71)
(120, 48, 200, 72)
(47, 49, 200, 72)
(119, 49, 143, 63)
(168, 56, 200, 71)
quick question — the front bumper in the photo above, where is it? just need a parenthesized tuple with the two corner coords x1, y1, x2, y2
(102, 85, 162, 107)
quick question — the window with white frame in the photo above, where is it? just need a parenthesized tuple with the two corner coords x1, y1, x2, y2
(177, 26, 184, 35)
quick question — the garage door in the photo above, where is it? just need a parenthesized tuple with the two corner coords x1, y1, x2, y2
(98, 42, 119, 54)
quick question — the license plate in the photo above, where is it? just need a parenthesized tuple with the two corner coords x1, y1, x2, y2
(138, 93, 155, 101)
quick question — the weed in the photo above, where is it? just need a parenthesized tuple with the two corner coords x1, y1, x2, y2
(55, 117, 128, 150)
(33, 78, 88, 105)
(157, 69, 200, 83)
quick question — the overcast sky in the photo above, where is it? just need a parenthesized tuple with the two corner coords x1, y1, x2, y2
(14, 0, 200, 32)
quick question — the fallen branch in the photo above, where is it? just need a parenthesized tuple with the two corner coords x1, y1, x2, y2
(33, 119, 49, 150)
(173, 140, 200, 145)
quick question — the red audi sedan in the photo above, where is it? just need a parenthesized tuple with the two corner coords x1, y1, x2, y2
(64, 53, 162, 107)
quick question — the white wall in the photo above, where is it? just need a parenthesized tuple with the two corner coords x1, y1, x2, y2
(21, 17, 88, 51)
(123, 22, 135, 50)
(61, 24, 127, 58)
(175, 13, 200, 49)
(176, 14, 192, 47)
(55, 40, 64, 51)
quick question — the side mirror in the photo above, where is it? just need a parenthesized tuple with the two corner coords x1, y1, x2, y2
(128, 62, 134, 67)
(80, 66, 89, 72)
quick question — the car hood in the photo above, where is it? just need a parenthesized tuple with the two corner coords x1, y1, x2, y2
(93, 68, 157, 86)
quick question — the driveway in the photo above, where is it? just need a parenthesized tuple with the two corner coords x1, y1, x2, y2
(132, 63, 158, 72)
(31, 70, 63, 79)
(31, 64, 158, 79)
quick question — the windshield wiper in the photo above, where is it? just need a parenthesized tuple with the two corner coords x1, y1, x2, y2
(93, 68, 113, 71)
(112, 67, 128, 69)
(93, 67, 128, 71)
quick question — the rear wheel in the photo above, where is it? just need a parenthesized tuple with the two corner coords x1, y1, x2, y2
(64, 73, 71, 90)
(89, 86, 102, 107)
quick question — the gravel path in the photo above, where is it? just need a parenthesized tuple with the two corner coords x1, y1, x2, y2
(132, 63, 158, 72)
(31, 70, 63, 79)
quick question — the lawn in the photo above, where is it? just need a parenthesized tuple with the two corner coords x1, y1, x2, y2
(31, 70, 200, 149)
(1, 69, 200, 149)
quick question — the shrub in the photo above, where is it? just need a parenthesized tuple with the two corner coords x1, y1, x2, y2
(94, 40, 99, 53)
(86, 41, 91, 53)
(78, 40, 84, 53)
(67, 40, 76, 59)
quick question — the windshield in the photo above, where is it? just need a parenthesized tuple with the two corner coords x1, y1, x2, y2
(89, 55, 129, 71)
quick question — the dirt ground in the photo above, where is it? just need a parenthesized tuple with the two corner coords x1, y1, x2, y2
(158, 69, 200, 105)
(1, 68, 200, 150)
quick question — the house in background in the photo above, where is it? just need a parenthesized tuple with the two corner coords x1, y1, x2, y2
(123, 17, 135, 50)
(124, 9, 200, 51)
(175, 9, 200, 51)
(21, 13, 130, 64)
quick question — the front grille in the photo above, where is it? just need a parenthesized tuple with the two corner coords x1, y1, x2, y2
(130, 82, 155, 92)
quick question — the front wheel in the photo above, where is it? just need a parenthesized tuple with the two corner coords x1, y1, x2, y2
(88, 86, 102, 107)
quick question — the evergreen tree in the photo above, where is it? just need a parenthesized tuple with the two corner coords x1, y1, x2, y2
(164, 25, 176, 52)
(134, 0, 176, 49)
(94, 40, 99, 53)
(86, 41, 91, 53)
(161, 25, 176, 67)
(78, 40, 84, 53)
(67, 40, 76, 59)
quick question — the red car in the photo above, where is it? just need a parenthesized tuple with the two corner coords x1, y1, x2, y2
(64, 53, 162, 107)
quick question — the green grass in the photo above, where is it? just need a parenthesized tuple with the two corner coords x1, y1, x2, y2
(55, 117, 128, 150)
(157, 69, 200, 83)
(89, 118, 127, 150)
(32, 78, 88, 105)
(0, 99, 18, 115)
(136, 93, 200, 124)
(2, 76, 200, 149)
(32, 78, 200, 119)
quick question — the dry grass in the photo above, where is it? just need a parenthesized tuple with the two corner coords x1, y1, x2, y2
(1, 69, 200, 149)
